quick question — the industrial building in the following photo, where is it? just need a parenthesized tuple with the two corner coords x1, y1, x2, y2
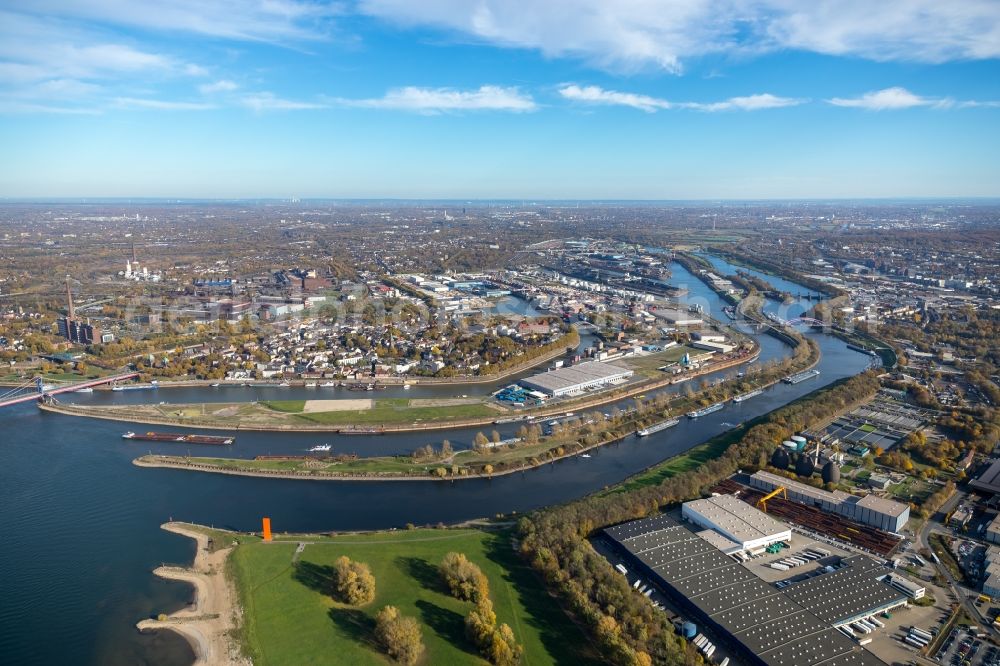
(983, 546, 1000, 600)
(970, 459, 1000, 495)
(749, 471, 910, 533)
(681, 494, 792, 554)
(58, 278, 105, 345)
(518, 360, 633, 397)
(604, 510, 903, 666)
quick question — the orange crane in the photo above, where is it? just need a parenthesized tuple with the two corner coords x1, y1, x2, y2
(757, 486, 786, 513)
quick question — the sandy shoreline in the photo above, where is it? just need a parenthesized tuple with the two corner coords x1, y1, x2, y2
(136, 522, 249, 666)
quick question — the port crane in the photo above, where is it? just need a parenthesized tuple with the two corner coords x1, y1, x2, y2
(756, 486, 787, 513)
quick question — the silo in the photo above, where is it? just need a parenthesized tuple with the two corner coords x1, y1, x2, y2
(795, 454, 815, 477)
(771, 448, 790, 470)
(822, 461, 841, 484)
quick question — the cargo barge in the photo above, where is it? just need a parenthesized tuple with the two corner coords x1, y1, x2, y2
(783, 369, 820, 385)
(122, 431, 235, 445)
(112, 380, 159, 392)
(636, 418, 680, 437)
(731, 388, 764, 403)
(686, 403, 724, 419)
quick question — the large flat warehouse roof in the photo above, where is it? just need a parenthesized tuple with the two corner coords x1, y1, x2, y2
(604, 513, 894, 666)
(519, 360, 632, 393)
(683, 494, 790, 546)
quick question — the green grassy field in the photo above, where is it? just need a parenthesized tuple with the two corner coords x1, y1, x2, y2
(264, 400, 307, 412)
(606, 425, 744, 494)
(292, 399, 498, 426)
(621, 345, 700, 378)
(229, 528, 596, 666)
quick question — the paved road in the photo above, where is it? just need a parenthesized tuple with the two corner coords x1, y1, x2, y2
(916, 490, 997, 644)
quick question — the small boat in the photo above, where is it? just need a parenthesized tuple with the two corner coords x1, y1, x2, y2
(581, 454, 592, 459)
(210, 383, 220, 387)
(403, 384, 411, 390)
(74, 387, 94, 394)
(320, 381, 336, 387)
(305, 382, 318, 388)
(308, 444, 332, 452)
(278, 381, 291, 387)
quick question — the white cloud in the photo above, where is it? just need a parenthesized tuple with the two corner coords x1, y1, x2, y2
(114, 97, 216, 110)
(958, 100, 1000, 108)
(359, 0, 1000, 72)
(16, 1, 340, 43)
(827, 87, 944, 110)
(199, 79, 239, 94)
(0, 10, 203, 84)
(682, 93, 804, 111)
(0, 100, 102, 114)
(239, 92, 326, 111)
(559, 84, 671, 112)
(337, 85, 537, 113)
(559, 84, 802, 112)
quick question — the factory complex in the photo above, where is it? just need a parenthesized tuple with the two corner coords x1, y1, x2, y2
(748, 471, 910, 533)
(604, 497, 924, 666)
(518, 359, 633, 397)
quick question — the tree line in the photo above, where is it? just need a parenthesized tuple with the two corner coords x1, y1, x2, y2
(515, 370, 881, 665)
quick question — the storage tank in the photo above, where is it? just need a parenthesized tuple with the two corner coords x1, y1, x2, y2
(782, 440, 798, 451)
(771, 448, 790, 470)
(822, 460, 841, 484)
(795, 453, 815, 477)
(681, 622, 697, 639)
(792, 435, 807, 451)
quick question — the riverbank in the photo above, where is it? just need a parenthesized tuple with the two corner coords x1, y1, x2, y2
(38, 343, 759, 432)
(135, 522, 249, 666)
(0, 330, 578, 389)
(129, 340, 817, 483)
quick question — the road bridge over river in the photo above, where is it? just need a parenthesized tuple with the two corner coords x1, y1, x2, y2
(0, 372, 140, 408)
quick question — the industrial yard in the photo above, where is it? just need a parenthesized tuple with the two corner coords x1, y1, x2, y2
(596, 492, 956, 666)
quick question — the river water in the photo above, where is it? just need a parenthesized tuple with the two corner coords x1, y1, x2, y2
(0, 256, 872, 666)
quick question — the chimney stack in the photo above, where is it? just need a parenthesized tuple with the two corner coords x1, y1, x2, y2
(66, 277, 75, 319)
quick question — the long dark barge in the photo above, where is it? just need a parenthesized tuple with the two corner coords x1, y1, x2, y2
(122, 431, 235, 445)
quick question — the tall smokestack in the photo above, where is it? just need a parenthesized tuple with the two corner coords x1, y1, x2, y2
(65, 277, 74, 319)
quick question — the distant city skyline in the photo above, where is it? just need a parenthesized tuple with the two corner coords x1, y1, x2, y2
(1, 1, 999, 199)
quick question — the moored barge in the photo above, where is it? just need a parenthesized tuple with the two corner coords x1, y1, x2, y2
(122, 431, 235, 445)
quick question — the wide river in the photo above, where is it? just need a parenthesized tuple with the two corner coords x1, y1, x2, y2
(0, 256, 873, 665)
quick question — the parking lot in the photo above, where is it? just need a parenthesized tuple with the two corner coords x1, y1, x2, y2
(935, 626, 998, 666)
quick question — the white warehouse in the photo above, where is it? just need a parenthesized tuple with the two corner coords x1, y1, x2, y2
(681, 494, 792, 553)
(518, 361, 633, 397)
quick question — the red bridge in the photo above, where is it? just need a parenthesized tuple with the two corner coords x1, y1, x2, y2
(0, 372, 140, 408)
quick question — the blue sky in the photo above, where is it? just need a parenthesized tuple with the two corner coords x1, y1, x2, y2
(1, 1, 999, 199)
